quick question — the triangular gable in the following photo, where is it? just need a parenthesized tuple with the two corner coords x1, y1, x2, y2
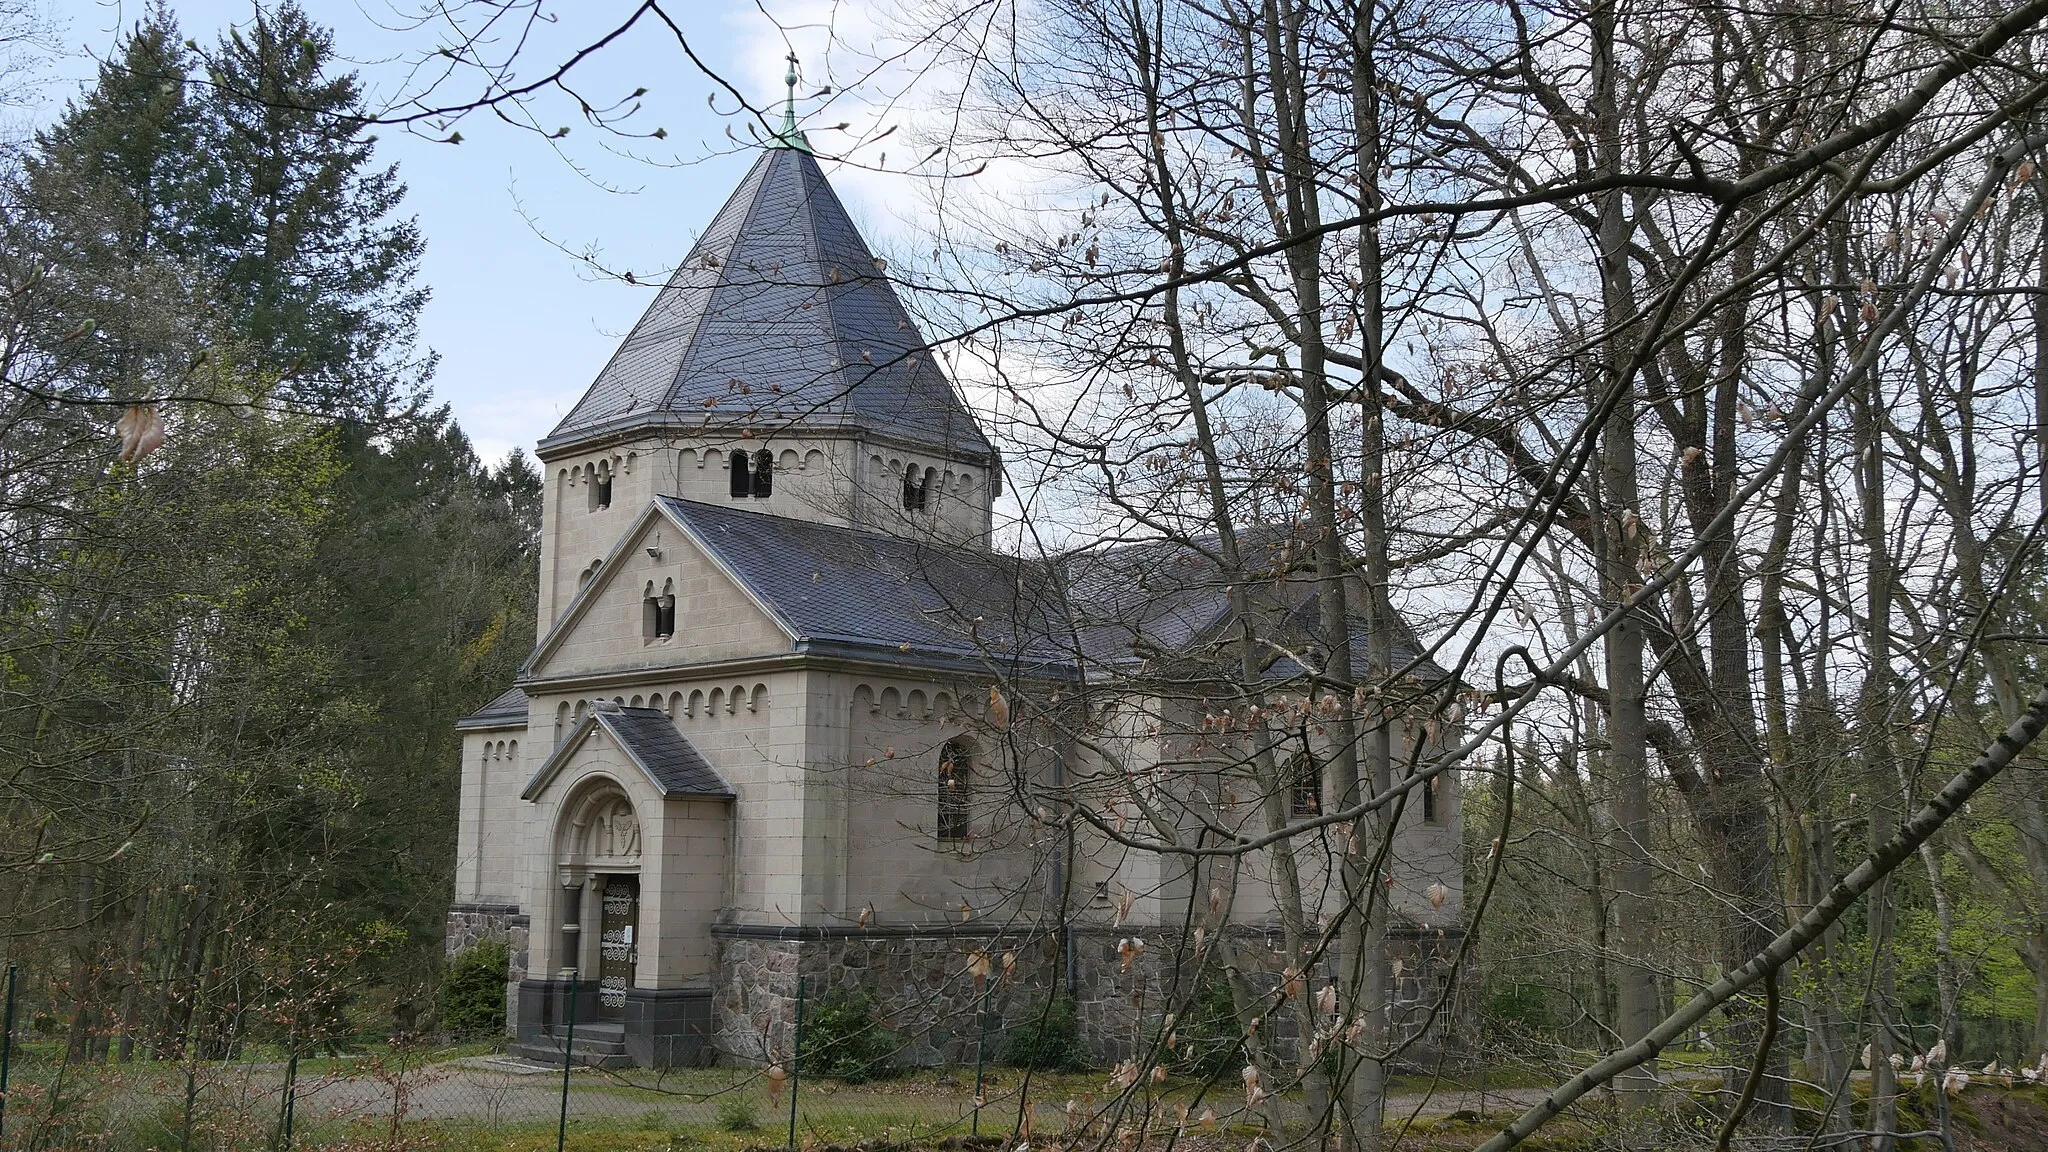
(522, 705, 735, 801)
(522, 501, 797, 680)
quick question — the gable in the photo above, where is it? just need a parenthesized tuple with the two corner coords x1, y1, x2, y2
(522, 705, 734, 801)
(526, 505, 793, 681)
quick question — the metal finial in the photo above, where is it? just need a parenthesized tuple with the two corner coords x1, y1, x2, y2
(774, 53, 809, 151)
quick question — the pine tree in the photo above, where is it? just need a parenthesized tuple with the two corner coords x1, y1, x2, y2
(21, 3, 197, 265)
(195, 1, 427, 418)
(0, 1, 534, 1052)
(6, 5, 213, 412)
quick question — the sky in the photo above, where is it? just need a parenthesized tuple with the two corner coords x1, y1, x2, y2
(36, 0, 920, 466)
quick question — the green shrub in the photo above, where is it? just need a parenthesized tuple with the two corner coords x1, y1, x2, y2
(438, 939, 510, 1038)
(1485, 981, 1556, 1032)
(716, 1096, 761, 1132)
(798, 990, 902, 1083)
(1002, 994, 1090, 1072)
(1176, 977, 1243, 1078)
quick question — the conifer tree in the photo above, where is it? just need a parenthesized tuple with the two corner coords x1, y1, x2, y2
(194, 0, 427, 418)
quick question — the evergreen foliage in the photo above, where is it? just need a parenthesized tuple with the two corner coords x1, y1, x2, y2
(192, 1, 427, 415)
(438, 941, 510, 1038)
(0, 2, 533, 1059)
(799, 991, 903, 1083)
(1000, 993, 1090, 1072)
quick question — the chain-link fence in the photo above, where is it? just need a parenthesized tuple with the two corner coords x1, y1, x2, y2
(0, 964, 1249, 1152)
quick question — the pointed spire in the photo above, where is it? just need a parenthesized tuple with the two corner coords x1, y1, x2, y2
(542, 146, 992, 462)
(773, 52, 811, 153)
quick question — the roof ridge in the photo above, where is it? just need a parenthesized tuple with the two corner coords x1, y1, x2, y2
(657, 151, 782, 414)
(793, 155, 849, 399)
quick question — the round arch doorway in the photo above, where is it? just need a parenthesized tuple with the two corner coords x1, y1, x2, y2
(556, 780, 643, 1024)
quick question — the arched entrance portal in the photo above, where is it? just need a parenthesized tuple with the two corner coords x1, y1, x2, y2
(556, 781, 642, 1022)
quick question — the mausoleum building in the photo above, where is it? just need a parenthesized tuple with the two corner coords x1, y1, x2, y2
(449, 119, 1465, 1070)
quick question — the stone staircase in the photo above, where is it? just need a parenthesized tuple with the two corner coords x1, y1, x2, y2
(511, 1021, 632, 1069)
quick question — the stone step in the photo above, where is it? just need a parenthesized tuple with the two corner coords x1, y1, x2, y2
(512, 1024, 633, 1069)
(510, 1043, 633, 1069)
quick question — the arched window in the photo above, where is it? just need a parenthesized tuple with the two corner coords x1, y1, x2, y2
(923, 467, 937, 510)
(729, 450, 752, 498)
(642, 580, 675, 642)
(1289, 755, 1321, 818)
(1422, 774, 1440, 823)
(588, 460, 613, 511)
(903, 463, 931, 511)
(938, 738, 973, 840)
(752, 448, 774, 497)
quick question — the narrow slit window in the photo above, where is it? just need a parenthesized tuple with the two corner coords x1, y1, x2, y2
(594, 471, 612, 510)
(938, 738, 972, 840)
(1422, 774, 1439, 823)
(902, 463, 922, 510)
(921, 468, 936, 511)
(752, 449, 774, 497)
(729, 450, 752, 498)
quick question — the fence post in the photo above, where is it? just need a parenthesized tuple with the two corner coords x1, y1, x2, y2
(557, 972, 578, 1152)
(0, 963, 17, 1141)
(181, 1063, 198, 1152)
(274, 1045, 298, 1151)
(971, 980, 991, 1136)
(787, 976, 804, 1152)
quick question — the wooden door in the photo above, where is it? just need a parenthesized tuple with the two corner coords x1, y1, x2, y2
(597, 875, 638, 1020)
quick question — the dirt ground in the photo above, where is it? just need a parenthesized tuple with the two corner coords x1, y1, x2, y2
(1962, 1091, 2048, 1152)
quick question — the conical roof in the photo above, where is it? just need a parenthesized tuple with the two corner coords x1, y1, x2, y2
(538, 147, 993, 460)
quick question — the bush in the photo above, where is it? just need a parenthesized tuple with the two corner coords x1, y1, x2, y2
(799, 990, 902, 1083)
(438, 940, 510, 1038)
(1002, 994, 1090, 1072)
(1176, 977, 1244, 1078)
(1485, 981, 1556, 1032)
(716, 1096, 761, 1133)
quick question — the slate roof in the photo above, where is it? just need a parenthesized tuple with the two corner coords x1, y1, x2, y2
(512, 498, 1447, 696)
(1062, 533, 1454, 684)
(1059, 532, 1295, 664)
(521, 704, 734, 800)
(456, 686, 528, 729)
(658, 496, 1075, 673)
(539, 147, 993, 461)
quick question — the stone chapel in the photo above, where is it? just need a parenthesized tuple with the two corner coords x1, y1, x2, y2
(447, 107, 1466, 1070)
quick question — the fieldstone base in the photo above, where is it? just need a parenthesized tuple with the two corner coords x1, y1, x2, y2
(708, 921, 1469, 1071)
(1071, 923, 1472, 1067)
(712, 926, 1064, 1067)
(445, 903, 529, 1039)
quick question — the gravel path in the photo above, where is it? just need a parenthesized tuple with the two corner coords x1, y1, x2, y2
(287, 1059, 1548, 1131)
